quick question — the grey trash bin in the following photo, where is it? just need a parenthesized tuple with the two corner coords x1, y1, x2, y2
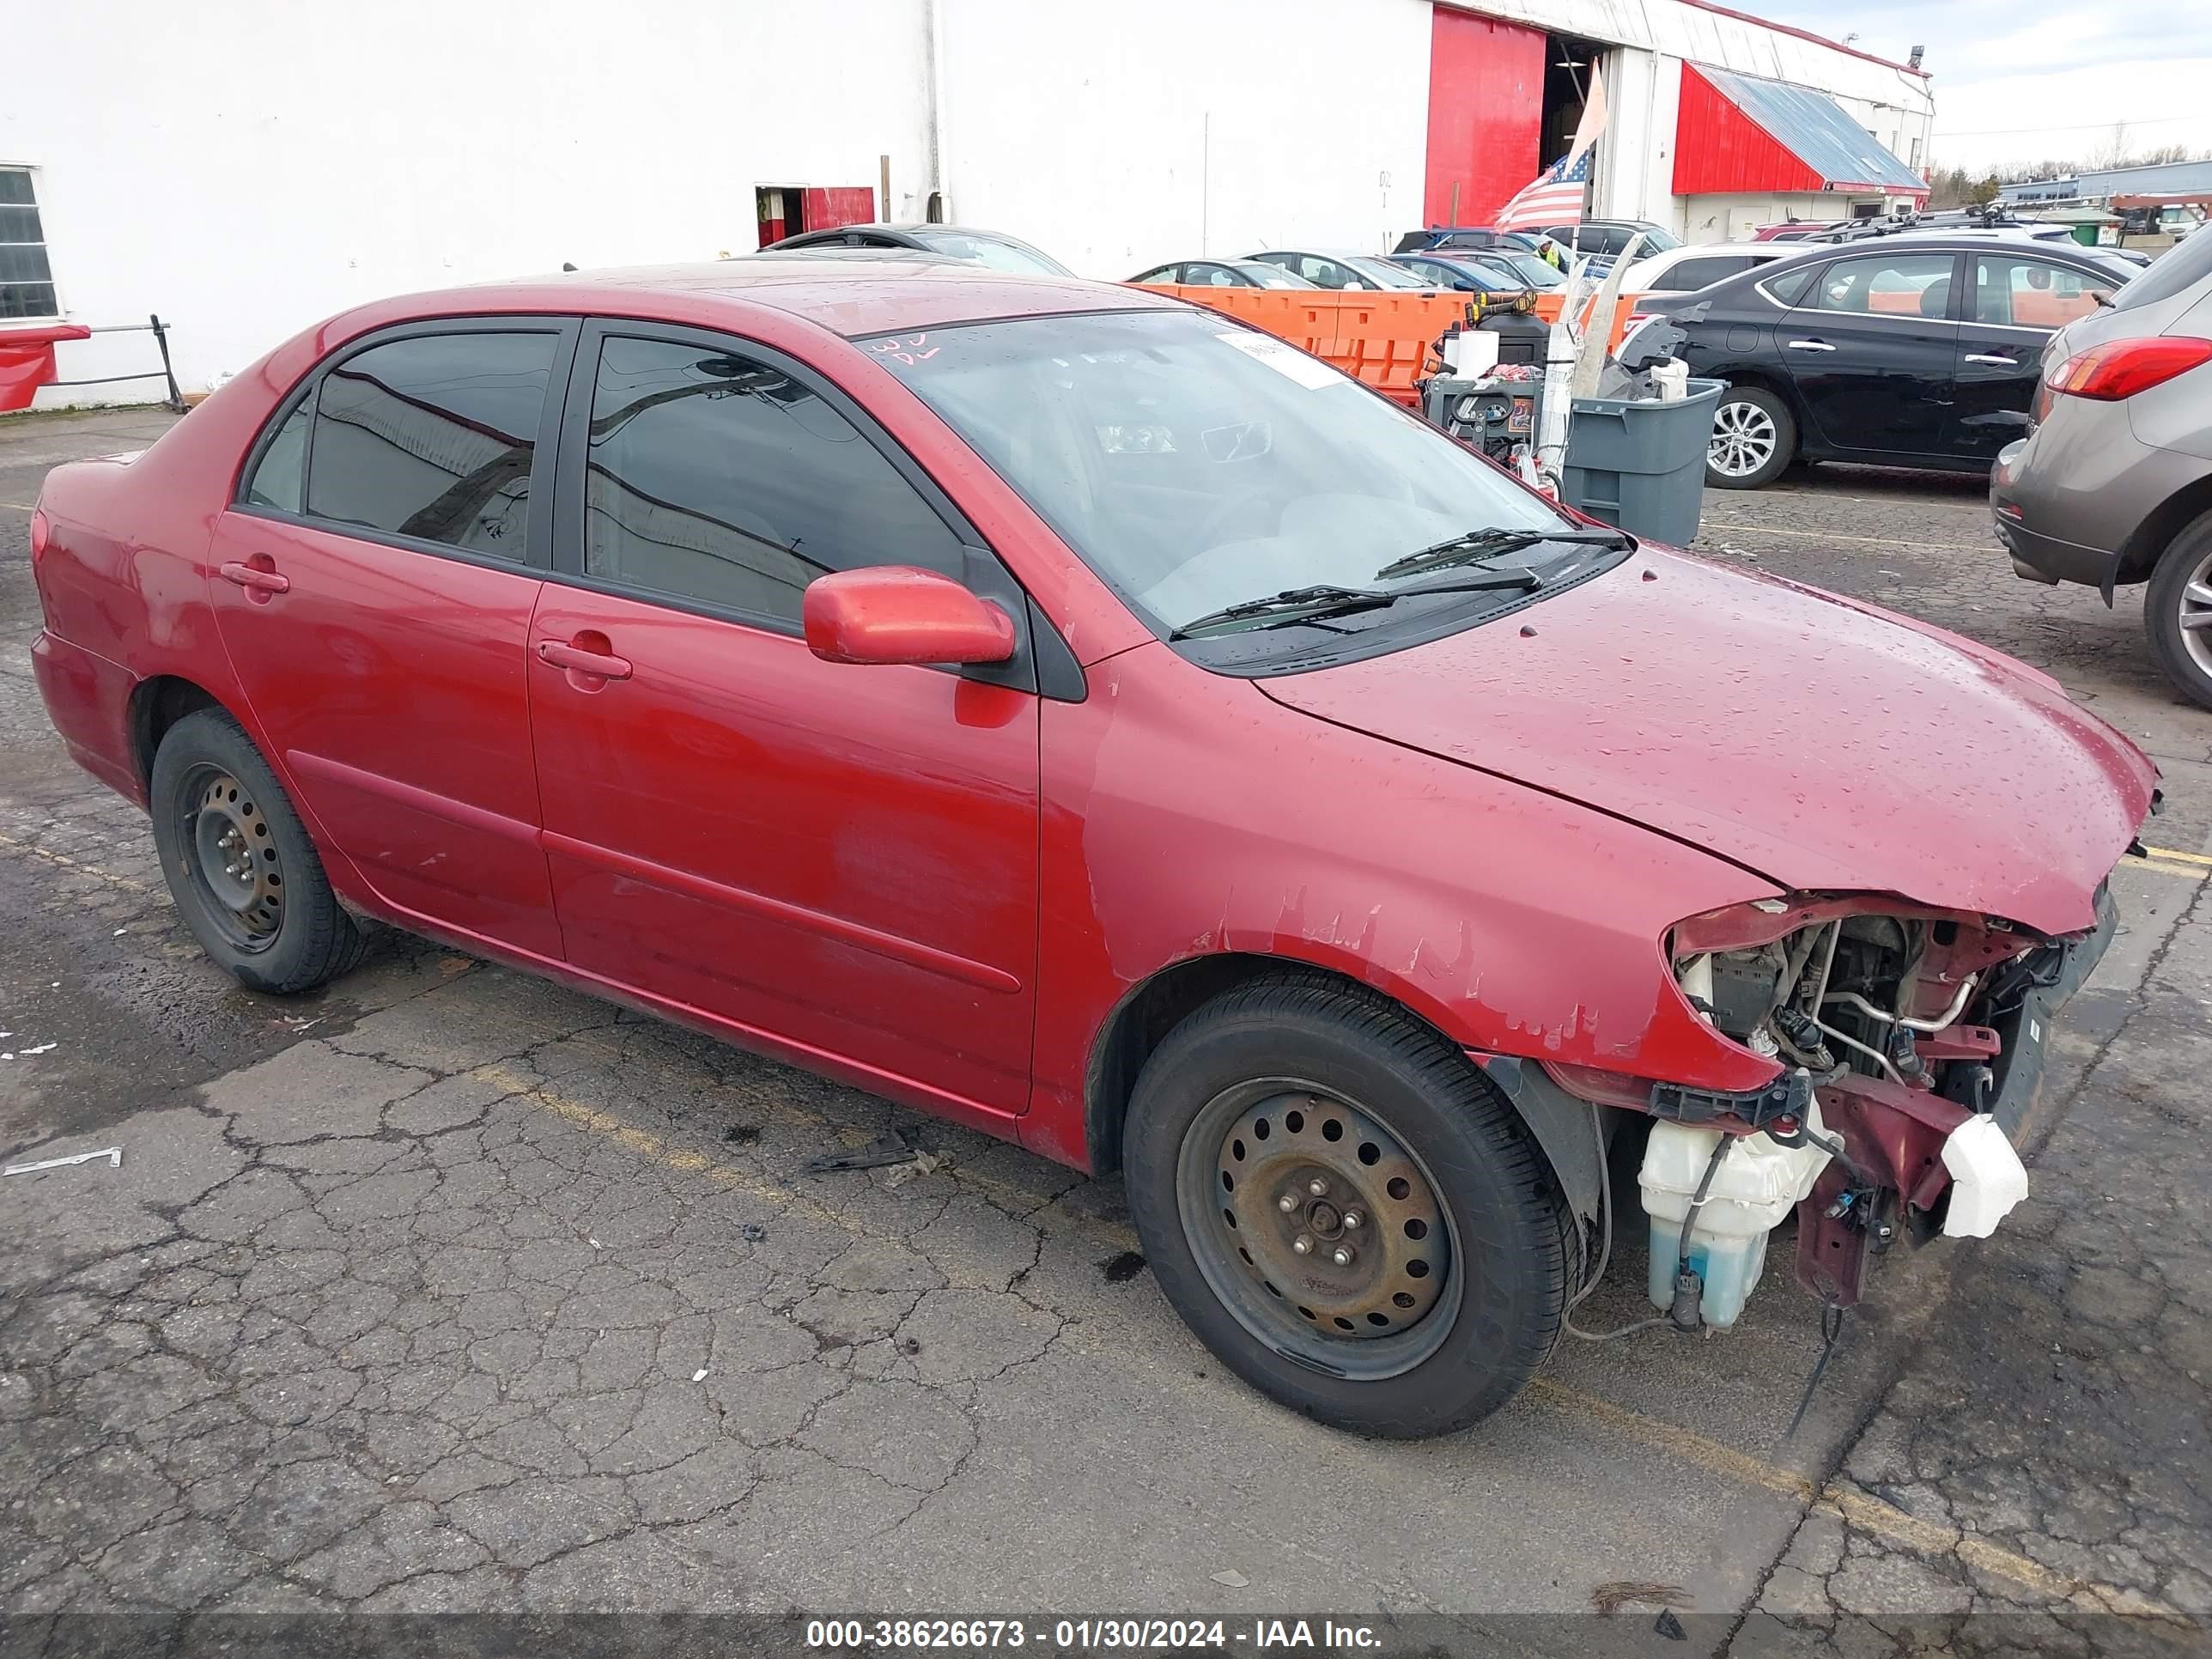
(1561, 378, 1723, 546)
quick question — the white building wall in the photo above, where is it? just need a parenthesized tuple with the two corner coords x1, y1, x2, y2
(938, 0, 1435, 277)
(3, 0, 933, 401)
(1681, 191, 1836, 242)
(5, 0, 1931, 406)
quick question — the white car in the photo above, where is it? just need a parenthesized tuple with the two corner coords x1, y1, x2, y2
(1614, 242, 1796, 297)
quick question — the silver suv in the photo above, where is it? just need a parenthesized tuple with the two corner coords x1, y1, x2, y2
(1993, 230, 2212, 708)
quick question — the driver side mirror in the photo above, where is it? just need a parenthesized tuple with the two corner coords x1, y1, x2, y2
(802, 566, 1017, 666)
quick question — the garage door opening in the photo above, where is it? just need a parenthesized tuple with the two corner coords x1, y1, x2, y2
(755, 185, 877, 249)
(1540, 33, 1607, 179)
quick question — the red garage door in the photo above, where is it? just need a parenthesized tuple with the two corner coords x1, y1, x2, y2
(1424, 8, 1547, 228)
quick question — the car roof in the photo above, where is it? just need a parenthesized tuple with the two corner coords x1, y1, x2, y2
(326, 258, 1176, 342)
(793, 223, 1031, 239)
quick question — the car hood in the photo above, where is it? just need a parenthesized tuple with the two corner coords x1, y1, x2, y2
(1257, 546, 2156, 937)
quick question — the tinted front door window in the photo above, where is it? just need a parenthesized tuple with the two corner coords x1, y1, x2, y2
(581, 335, 964, 623)
(307, 331, 557, 557)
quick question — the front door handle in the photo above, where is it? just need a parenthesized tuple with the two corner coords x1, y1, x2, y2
(1964, 353, 2021, 366)
(218, 561, 289, 595)
(1784, 339, 1838, 352)
(537, 639, 633, 681)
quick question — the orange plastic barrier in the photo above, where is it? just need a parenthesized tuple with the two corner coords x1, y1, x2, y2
(1133, 285, 1635, 406)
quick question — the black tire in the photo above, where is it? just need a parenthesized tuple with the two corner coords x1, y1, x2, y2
(1705, 386, 1796, 490)
(2142, 508, 2212, 713)
(149, 708, 366, 994)
(1123, 974, 1571, 1438)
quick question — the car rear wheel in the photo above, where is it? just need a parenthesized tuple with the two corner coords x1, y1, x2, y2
(2144, 509, 2212, 713)
(1122, 974, 1572, 1437)
(149, 708, 367, 994)
(1705, 386, 1796, 489)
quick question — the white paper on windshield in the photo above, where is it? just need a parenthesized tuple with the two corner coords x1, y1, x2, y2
(1215, 331, 1342, 390)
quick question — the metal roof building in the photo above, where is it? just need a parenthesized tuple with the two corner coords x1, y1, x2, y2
(2000, 160, 2212, 209)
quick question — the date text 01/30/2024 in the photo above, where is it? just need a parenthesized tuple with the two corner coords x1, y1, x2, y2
(805, 1619, 1385, 1650)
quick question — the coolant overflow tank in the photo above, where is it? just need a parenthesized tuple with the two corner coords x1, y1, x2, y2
(1640, 1107, 1833, 1328)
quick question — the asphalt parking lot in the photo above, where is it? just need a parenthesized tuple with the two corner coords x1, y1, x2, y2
(3, 410, 2209, 1654)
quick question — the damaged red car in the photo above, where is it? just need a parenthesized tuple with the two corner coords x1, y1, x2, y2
(28, 263, 2156, 1437)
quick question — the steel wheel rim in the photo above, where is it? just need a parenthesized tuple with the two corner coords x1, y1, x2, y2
(2179, 544, 2212, 677)
(1709, 398, 1778, 478)
(1176, 1078, 1462, 1381)
(176, 765, 284, 952)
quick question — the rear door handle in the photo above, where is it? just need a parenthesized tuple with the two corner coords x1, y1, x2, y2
(1964, 353, 2021, 365)
(537, 640, 633, 680)
(218, 561, 289, 594)
(1784, 339, 1837, 352)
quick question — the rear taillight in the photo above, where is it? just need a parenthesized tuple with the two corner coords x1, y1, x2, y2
(2046, 336, 2212, 401)
(28, 506, 49, 561)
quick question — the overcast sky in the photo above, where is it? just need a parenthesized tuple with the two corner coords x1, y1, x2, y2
(1753, 1, 2212, 175)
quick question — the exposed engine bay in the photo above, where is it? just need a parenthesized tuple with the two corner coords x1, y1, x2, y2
(1640, 894, 2105, 1328)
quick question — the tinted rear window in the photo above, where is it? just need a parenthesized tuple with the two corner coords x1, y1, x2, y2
(2111, 226, 2212, 313)
(1764, 265, 1817, 307)
(306, 331, 557, 557)
(1662, 255, 1757, 291)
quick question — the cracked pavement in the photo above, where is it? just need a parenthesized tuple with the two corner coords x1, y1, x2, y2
(3, 416, 2208, 1653)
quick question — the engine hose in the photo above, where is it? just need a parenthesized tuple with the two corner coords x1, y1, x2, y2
(1678, 1133, 1734, 1276)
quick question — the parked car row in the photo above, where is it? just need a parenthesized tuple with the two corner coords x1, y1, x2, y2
(738, 220, 2212, 710)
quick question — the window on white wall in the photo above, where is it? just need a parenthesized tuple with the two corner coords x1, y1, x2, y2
(1, 170, 59, 321)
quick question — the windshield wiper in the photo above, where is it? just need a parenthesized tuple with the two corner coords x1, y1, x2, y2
(1376, 526, 1631, 581)
(1170, 585, 1398, 640)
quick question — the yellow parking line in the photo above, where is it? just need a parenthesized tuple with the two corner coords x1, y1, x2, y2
(483, 1063, 2184, 1623)
(2142, 843, 2212, 867)
(2123, 854, 2209, 880)
(0, 830, 154, 892)
(0, 501, 33, 512)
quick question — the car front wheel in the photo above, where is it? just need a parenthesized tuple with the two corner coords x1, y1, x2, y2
(1705, 386, 1796, 489)
(149, 708, 367, 994)
(2144, 508, 2212, 713)
(1122, 974, 1573, 1438)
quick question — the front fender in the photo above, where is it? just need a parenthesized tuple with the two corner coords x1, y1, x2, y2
(1024, 647, 1784, 1166)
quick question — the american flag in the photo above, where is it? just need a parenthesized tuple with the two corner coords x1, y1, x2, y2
(1495, 60, 1607, 231)
(1496, 148, 1594, 231)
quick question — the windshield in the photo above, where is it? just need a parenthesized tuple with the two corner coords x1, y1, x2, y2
(2109, 223, 2210, 310)
(1494, 252, 1564, 288)
(1635, 227, 1682, 254)
(865, 309, 1569, 641)
(909, 230, 1072, 277)
(1343, 257, 1431, 289)
(1236, 262, 1315, 289)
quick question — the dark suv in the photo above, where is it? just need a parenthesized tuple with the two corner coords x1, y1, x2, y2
(1992, 226, 2212, 708)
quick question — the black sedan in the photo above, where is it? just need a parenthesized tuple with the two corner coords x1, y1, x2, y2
(1387, 252, 1555, 295)
(1638, 236, 2138, 489)
(762, 223, 1073, 276)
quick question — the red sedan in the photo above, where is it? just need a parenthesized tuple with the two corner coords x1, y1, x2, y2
(29, 260, 2154, 1437)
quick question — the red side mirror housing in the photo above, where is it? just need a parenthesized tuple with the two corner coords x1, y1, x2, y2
(802, 566, 1017, 666)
